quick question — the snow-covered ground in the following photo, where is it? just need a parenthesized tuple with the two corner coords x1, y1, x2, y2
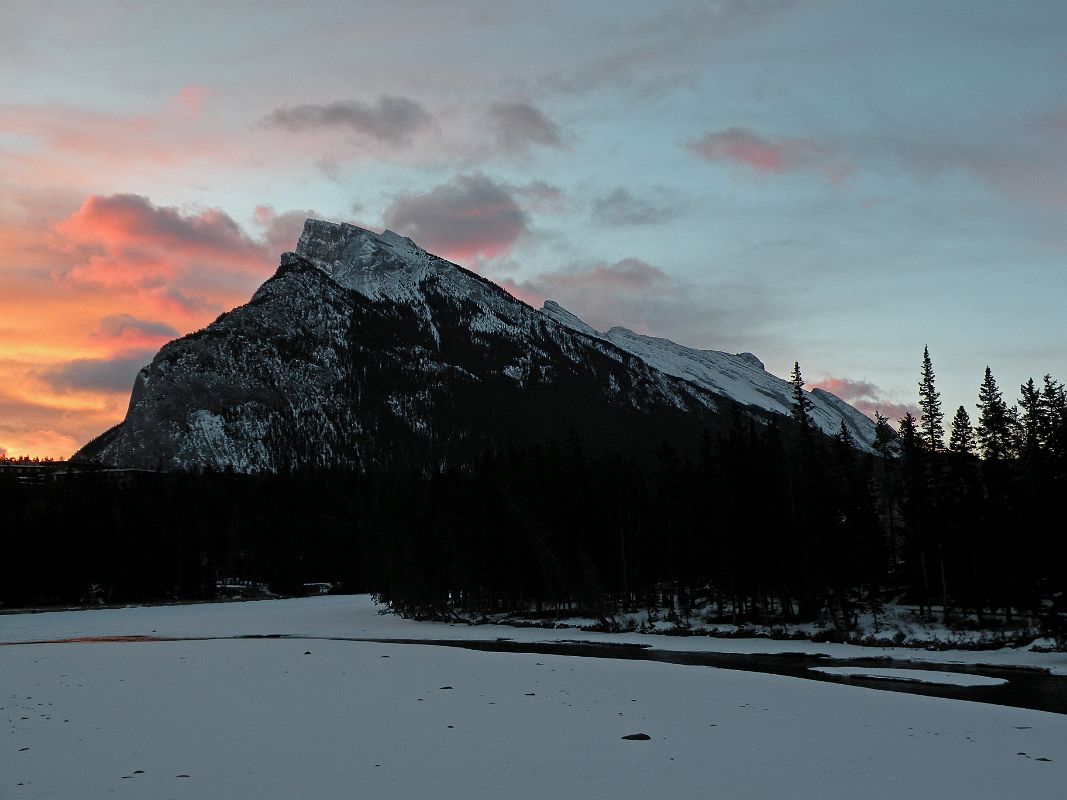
(3, 595, 1066, 799)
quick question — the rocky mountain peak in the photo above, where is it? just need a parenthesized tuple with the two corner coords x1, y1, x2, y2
(75, 219, 879, 471)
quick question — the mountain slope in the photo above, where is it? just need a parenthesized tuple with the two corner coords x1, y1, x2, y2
(541, 303, 874, 445)
(76, 220, 875, 471)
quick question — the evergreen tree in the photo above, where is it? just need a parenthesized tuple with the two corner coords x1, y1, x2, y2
(1040, 375, 1067, 458)
(836, 419, 855, 450)
(918, 345, 944, 450)
(897, 412, 919, 454)
(947, 406, 975, 456)
(1018, 378, 1042, 460)
(975, 367, 1012, 461)
(790, 361, 813, 430)
(872, 411, 895, 458)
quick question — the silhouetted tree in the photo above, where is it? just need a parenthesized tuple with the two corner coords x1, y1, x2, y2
(918, 346, 944, 450)
(948, 406, 975, 456)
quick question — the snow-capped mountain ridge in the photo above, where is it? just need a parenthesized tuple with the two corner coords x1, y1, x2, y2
(538, 298, 871, 445)
(294, 220, 531, 343)
(76, 218, 875, 471)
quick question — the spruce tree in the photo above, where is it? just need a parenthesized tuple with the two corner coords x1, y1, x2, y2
(948, 406, 975, 456)
(1040, 375, 1066, 457)
(872, 411, 895, 458)
(790, 361, 813, 430)
(897, 412, 919, 453)
(836, 419, 855, 450)
(975, 367, 1012, 461)
(1018, 378, 1042, 459)
(918, 345, 944, 450)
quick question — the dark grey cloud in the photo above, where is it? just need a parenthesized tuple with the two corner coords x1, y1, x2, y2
(38, 350, 155, 394)
(97, 313, 178, 340)
(252, 205, 328, 257)
(507, 258, 669, 333)
(506, 259, 781, 356)
(488, 102, 566, 154)
(382, 173, 528, 260)
(262, 95, 433, 145)
(591, 188, 681, 226)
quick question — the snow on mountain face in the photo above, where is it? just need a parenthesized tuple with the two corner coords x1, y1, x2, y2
(539, 300, 875, 447)
(295, 220, 531, 345)
(76, 218, 876, 471)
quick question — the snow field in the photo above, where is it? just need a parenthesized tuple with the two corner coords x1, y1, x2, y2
(5, 636, 1065, 800)
(2, 596, 1066, 799)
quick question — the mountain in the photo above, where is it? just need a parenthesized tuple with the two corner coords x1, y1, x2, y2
(75, 219, 876, 471)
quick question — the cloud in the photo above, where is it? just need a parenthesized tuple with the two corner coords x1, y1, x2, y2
(502, 255, 787, 358)
(382, 173, 528, 261)
(0, 189, 324, 457)
(37, 349, 156, 395)
(879, 120, 1067, 211)
(487, 102, 566, 154)
(0, 94, 242, 183)
(591, 187, 681, 226)
(253, 205, 328, 258)
(51, 194, 270, 317)
(0, 430, 80, 461)
(91, 313, 178, 351)
(504, 258, 670, 333)
(540, 1, 800, 95)
(812, 376, 916, 422)
(687, 127, 850, 183)
(97, 313, 178, 340)
(262, 95, 433, 146)
(57, 194, 258, 257)
(513, 181, 565, 214)
(169, 84, 214, 118)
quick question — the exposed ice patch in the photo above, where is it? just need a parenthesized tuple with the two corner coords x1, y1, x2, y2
(810, 667, 1007, 687)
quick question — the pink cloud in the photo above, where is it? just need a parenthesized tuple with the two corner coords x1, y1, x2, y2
(53, 194, 268, 295)
(687, 127, 851, 184)
(812, 376, 916, 422)
(166, 84, 216, 120)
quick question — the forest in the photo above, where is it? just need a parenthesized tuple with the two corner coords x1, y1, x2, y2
(1, 351, 1065, 644)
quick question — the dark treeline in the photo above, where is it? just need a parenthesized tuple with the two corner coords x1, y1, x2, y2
(2, 355, 1065, 641)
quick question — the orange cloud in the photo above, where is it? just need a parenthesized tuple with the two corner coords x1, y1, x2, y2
(0, 192, 315, 458)
(0, 430, 81, 461)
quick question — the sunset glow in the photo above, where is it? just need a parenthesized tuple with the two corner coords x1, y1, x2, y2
(2, 1, 1066, 457)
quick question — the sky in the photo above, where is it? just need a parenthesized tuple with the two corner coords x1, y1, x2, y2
(1, 0, 1065, 458)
